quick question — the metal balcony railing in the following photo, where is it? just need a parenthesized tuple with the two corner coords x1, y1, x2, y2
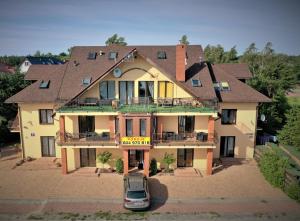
(152, 132, 215, 145)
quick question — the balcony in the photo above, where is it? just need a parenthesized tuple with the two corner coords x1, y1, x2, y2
(58, 97, 217, 114)
(57, 132, 119, 147)
(152, 132, 215, 146)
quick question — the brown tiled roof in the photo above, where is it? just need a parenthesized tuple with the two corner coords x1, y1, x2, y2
(0, 63, 15, 74)
(213, 63, 252, 79)
(212, 65, 271, 103)
(5, 45, 270, 104)
(5, 64, 66, 103)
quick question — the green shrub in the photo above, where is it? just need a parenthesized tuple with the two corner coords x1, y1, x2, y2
(162, 153, 176, 172)
(258, 149, 289, 189)
(285, 183, 300, 202)
(96, 151, 112, 169)
(150, 158, 158, 175)
(115, 158, 123, 173)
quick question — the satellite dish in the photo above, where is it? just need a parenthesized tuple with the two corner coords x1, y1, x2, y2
(113, 68, 122, 78)
(260, 114, 266, 122)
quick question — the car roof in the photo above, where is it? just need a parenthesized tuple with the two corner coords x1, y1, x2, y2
(126, 175, 146, 191)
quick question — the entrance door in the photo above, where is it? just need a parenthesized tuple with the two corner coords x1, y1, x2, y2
(220, 136, 235, 157)
(80, 148, 96, 167)
(177, 149, 194, 167)
(128, 150, 144, 168)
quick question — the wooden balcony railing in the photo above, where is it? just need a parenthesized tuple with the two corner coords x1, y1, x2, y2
(57, 132, 120, 146)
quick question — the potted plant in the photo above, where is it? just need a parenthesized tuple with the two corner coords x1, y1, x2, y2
(150, 158, 158, 176)
(97, 151, 112, 173)
(162, 153, 176, 173)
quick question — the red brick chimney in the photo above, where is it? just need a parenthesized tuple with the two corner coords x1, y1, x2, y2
(176, 44, 186, 82)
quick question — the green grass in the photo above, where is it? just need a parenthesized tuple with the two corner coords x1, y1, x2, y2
(281, 144, 300, 161)
(287, 96, 300, 106)
(58, 104, 216, 114)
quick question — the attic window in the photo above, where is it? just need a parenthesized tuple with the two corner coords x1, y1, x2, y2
(82, 77, 92, 86)
(39, 80, 50, 89)
(220, 81, 230, 91)
(108, 52, 118, 60)
(157, 51, 167, 59)
(192, 79, 202, 87)
(87, 52, 97, 60)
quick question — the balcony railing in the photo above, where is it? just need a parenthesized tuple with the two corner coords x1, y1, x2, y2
(152, 132, 215, 146)
(59, 97, 218, 113)
(57, 132, 119, 146)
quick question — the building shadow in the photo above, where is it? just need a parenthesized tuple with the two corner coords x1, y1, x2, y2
(213, 157, 249, 174)
(148, 178, 168, 211)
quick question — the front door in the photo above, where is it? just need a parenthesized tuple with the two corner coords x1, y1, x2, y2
(220, 136, 235, 157)
(177, 149, 194, 167)
(80, 148, 96, 167)
(128, 150, 144, 168)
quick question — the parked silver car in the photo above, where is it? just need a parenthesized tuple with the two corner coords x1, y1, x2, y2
(123, 174, 150, 210)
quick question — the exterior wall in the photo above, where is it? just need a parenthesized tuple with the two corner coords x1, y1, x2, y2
(95, 148, 122, 169)
(19, 60, 31, 73)
(214, 102, 258, 159)
(193, 148, 207, 170)
(149, 148, 177, 170)
(194, 116, 209, 132)
(157, 116, 178, 133)
(19, 103, 60, 158)
(66, 148, 80, 171)
(79, 55, 192, 100)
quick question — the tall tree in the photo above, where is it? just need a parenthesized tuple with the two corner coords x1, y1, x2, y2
(105, 34, 127, 46)
(179, 35, 189, 45)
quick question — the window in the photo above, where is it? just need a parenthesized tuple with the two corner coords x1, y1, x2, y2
(158, 81, 173, 98)
(41, 136, 56, 157)
(39, 80, 50, 89)
(220, 136, 235, 157)
(192, 79, 202, 87)
(39, 109, 54, 124)
(220, 81, 230, 91)
(87, 52, 97, 60)
(178, 116, 195, 134)
(99, 81, 115, 100)
(25, 61, 29, 66)
(126, 119, 133, 136)
(108, 51, 118, 60)
(157, 51, 167, 59)
(221, 109, 237, 124)
(140, 119, 147, 136)
(82, 77, 91, 86)
(138, 81, 154, 102)
(119, 81, 134, 104)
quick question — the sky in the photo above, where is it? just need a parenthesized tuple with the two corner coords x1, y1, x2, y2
(0, 0, 300, 56)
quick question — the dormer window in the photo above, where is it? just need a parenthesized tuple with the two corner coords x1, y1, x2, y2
(192, 79, 202, 87)
(24, 61, 29, 66)
(157, 51, 167, 59)
(87, 52, 97, 60)
(221, 81, 230, 91)
(82, 77, 91, 86)
(39, 80, 50, 89)
(108, 52, 118, 60)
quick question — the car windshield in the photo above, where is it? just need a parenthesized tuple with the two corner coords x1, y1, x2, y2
(127, 190, 146, 199)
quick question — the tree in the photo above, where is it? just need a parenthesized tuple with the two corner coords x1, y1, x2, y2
(0, 72, 29, 144)
(278, 105, 300, 149)
(96, 151, 112, 169)
(115, 158, 124, 173)
(34, 50, 41, 56)
(179, 35, 189, 45)
(105, 34, 127, 46)
(162, 153, 176, 172)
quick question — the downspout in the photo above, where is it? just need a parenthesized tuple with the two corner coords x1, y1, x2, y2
(18, 106, 25, 159)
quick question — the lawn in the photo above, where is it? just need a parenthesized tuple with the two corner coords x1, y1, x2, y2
(287, 96, 300, 106)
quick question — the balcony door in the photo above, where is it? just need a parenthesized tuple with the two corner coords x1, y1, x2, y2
(220, 136, 235, 157)
(138, 81, 154, 103)
(177, 149, 194, 167)
(178, 116, 195, 135)
(119, 81, 134, 105)
(78, 116, 95, 134)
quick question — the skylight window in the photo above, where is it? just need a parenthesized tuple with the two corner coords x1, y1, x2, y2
(192, 79, 202, 87)
(39, 80, 50, 89)
(157, 51, 167, 59)
(82, 77, 92, 86)
(87, 52, 97, 60)
(221, 81, 230, 91)
(108, 52, 118, 60)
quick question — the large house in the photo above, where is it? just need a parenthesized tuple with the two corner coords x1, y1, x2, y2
(6, 44, 270, 176)
(19, 56, 64, 73)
